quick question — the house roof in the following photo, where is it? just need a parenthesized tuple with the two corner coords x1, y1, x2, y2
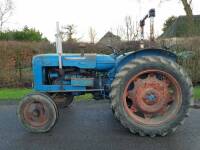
(160, 15, 200, 38)
(98, 31, 121, 43)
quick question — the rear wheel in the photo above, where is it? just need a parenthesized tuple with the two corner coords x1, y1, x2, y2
(110, 56, 193, 137)
(18, 93, 58, 133)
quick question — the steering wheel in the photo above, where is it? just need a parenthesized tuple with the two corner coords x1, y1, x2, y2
(106, 45, 125, 56)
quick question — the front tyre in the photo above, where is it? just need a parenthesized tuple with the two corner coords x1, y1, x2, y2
(18, 93, 58, 133)
(110, 56, 193, 137)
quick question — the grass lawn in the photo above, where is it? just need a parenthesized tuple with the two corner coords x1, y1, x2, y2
(0, 87, 200, 101)
(0, 88, 32, 100)
(0, 88, 93, 101)
(194, 87, 200, 100)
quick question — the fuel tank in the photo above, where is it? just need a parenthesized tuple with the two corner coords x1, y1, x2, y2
(33, 53, 115, 71)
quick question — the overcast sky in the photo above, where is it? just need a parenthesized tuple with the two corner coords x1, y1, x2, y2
(5, 0, 200, 42)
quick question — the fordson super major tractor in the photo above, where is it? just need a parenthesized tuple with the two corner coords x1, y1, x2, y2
(17, 9, 193, 137)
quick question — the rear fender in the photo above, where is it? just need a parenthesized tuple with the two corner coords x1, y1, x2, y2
(116, 48, 177, 72)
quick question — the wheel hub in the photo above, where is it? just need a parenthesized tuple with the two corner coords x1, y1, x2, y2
(32, 109, 40, 118)
(143, 90, 158, 105)
(133, 76, 169, 114)
(24, 102, 48, 127)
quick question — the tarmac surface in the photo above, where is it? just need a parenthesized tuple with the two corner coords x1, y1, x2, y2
(0, 100, 200, 150)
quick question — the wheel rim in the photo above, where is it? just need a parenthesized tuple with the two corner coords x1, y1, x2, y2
(22, 100, 49, 127)
(123, 69, 182, 126)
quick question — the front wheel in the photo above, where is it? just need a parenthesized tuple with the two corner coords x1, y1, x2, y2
(110, 56, 193, 137)
(18, 93, 58, 133)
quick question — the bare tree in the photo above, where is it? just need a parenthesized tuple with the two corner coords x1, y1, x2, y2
(88, 27, 97, 44)
(61, 24, 77, 42)
(124, 16, 139, 41)
(116, 25, 125, 40)
(0, 0, 14, 31)
(159, 0, 193, 16)
(181, 0, 193, 17)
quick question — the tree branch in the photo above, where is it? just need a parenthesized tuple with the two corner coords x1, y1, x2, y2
(0, 0, 14, 31)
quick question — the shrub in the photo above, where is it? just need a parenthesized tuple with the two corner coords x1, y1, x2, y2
(0, 26, 48, 42)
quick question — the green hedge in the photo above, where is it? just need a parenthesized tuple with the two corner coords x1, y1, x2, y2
(0, 26, 47, 42)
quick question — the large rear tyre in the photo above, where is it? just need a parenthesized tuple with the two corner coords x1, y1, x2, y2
(110, 56, 193, 137)
(18, 93, 58, 133)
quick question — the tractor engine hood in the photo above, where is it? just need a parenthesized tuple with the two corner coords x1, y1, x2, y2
(32, 53, 115, 71)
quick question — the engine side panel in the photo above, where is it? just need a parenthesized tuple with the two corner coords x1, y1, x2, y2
(32, 53, 115, 92)
(33, 53, 115, 70)
(33, 54, 96, 68)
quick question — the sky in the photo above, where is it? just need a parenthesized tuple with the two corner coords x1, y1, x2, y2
(4, 0, 200, 42)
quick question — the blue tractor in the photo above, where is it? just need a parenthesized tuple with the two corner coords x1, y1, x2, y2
(18, 10, 193, 137)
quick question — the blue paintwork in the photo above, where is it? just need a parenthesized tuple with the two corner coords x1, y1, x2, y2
(71, 78, 94, 87)
(34, 85, 86, 92)
(145, 93, 157, 102)
(32, 48, 177, 92)
(115, 48, 177, 72)
(33, 54, 115, 70)
(49, 72, 59, 78)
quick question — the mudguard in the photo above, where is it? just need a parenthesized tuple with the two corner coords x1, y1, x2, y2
(116, 48, 177, 72)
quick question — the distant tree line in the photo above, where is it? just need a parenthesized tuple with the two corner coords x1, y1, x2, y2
(0, 26, 48, 41)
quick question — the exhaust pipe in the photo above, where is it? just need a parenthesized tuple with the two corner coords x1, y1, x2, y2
(56, 22, 63, 70)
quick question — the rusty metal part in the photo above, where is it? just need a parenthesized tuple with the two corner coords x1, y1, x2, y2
(23, 101, 49, 127)
(51, 93, 73, 107)
(131, 75, 169, 114)
(123, 69, 182, 125)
